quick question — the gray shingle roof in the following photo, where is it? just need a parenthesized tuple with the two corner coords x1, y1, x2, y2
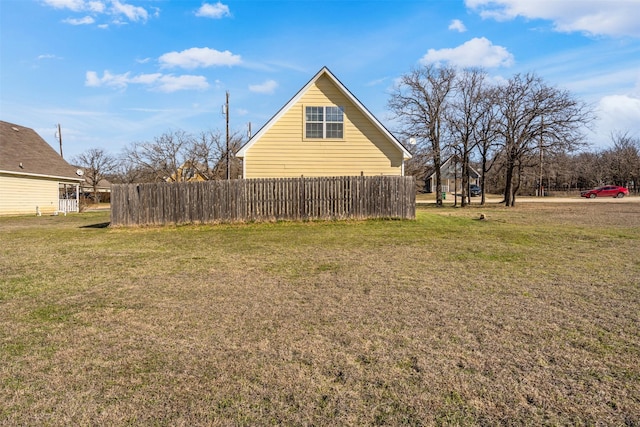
(0, 120, 83, 181)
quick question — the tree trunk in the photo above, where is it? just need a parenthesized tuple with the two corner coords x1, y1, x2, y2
(434, 148, 443, 206)
(511, 162, 523, 206)
(480, 155, 488, 206)
(93, 183, 99, 204)
(504, 156, 515, 206)
(461, 153, 469, 207)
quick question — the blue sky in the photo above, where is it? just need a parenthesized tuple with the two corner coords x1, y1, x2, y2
(1, 0, 639, 159)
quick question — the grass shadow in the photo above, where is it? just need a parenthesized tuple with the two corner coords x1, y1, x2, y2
(80, 222, 110, 229)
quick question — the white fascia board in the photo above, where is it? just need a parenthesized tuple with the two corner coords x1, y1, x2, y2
(0, 170, 85, 182)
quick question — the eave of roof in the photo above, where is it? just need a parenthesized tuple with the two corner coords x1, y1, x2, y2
(0, 169, 85, 182)
(424, 155, 481, 180)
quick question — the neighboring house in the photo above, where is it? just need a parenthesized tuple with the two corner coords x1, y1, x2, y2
(76, 168, 111, 202)
(0, 120, 84, 215)
(424, 155, 480, 193)
(236, 67, 411, 179)
(166, 161, 209, 183)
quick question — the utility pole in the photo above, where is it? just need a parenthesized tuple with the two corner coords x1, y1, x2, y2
(225, 91, 230, 180)
(56, 123, 63, 158)
(539, 117, 544, 197)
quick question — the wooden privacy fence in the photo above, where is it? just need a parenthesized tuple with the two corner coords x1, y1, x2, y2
(110, 175, 415, 226)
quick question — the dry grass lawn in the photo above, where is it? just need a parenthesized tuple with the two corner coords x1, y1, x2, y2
(1, 201, 639, 425)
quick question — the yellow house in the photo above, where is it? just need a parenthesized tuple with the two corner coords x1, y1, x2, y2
(166, 161, 209, 183)
(236, 67, 411, 179)
(0, 120, 84, 216)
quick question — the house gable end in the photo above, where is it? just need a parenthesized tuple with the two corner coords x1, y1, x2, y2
(236, 67, 411, 160)
(236, 67, 411, 178)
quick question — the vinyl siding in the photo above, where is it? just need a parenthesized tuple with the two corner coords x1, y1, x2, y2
(244, 75, 404, 178)
(0, 174, 60, 215)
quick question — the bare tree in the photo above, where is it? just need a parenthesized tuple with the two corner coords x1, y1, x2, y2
(123, 129, 194, 182)
(403, 142, 433, 192)
(72, 148, 117, 203)
(447, 68, 488, 206)
(121, 128, 248, 183)
(494, 73, 592, 206)
(607, 132, 640, 191)
(111, 157, 144, 184)
(192, 129, 245, 180)
(572, 151, 606, 189)
(473, 86, 501, 205)
(388, 65, 457, 206)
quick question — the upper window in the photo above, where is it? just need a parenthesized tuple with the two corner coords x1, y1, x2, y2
(305, 106, 344, 139)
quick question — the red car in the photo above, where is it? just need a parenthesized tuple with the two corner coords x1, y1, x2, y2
(580, 185, 629, 198)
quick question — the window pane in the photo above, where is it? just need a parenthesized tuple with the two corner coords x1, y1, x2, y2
(306, 122, 323, 138)
(326, 106, 344, 122)
(306, 106, 323, 122)
(326, 123, 343, 138)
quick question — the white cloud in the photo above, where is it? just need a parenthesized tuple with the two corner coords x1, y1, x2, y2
(110, 0, 148, 22)
(249, 79, 278, 94)
(465, 0, 640, 38)
(195, 2, 231, 19)
(420, 37, 514, 68)
(85, 70, 130, 89)
(42, 0, 89, 11)
(87, 1, 105, 13)
(365, 76, 390, 87)
(37, 54, 62, 60)
(128, 73, 162, 85)
(596, 94, 640, 141)
(448, 19, 467, 32)
(85, 70, 209, 92)
(154, 75, 209, 92)
(42, 0, 152, 25)
(159, 47, 241, 69)
(63, 15, 95, 25)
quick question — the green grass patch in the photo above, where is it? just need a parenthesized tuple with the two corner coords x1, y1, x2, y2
(1, 203, 639, 425)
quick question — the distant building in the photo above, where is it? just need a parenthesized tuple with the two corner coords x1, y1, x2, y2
(75, 167, 112, 203)
(165, 161, 210, 183)
(424, 155, 480, 193)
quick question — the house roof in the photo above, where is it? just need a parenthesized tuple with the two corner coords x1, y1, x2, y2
(0, 120, 84, 181)
(75, 167, 112, 189)
(236, 67, 412, 160)
(425, 155, 481, 180)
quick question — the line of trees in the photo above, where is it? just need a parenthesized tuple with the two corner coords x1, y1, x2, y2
(485, 131, 640, 196)
(71, 128, 246, 200)
(388, 65, 597, 206)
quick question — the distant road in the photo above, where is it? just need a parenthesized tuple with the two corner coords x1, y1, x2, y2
(515, 195, 640, 203)
(416, 195, 640, 204)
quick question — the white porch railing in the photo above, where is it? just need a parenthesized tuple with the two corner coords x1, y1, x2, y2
(59, 199, 78, 213)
